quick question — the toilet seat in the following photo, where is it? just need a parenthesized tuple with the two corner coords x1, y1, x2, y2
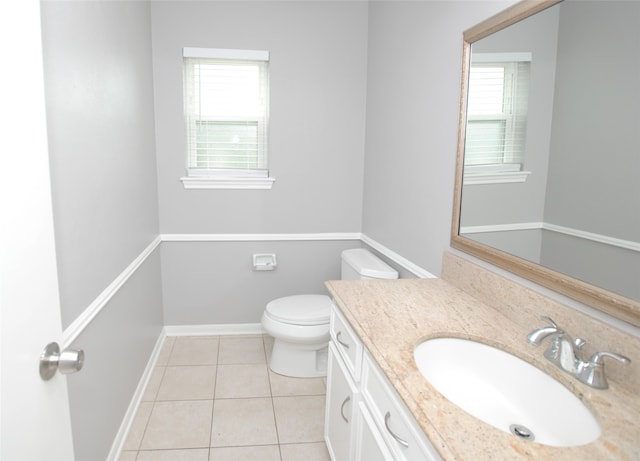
(265, 294, 332, 326)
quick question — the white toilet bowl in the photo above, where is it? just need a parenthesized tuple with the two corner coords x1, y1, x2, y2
(262, 248, 398, 378)
(261, 294, 332, 378)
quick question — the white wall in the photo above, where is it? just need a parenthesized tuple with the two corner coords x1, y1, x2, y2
(40, 1, 163, 459)
(362, 0, 516, 277)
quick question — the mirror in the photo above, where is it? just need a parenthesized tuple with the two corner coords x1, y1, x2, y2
(451, 0, 640, 326)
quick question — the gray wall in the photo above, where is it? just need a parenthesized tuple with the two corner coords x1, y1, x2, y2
(41, 0, 161, 328)
(541, 231, 639, 301)
(150, 1, 368, 234)
(66, 252, 163, 460)
(541, 0, 640, 300)
(40, 1, 163, 459)
(150, 1, 370, 324)
(162, 240, 361, 325)
(544, 1, 640, 242)
(362, 0, 516, 277)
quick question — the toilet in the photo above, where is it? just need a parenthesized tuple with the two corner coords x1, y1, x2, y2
(261, 248, 398, 377)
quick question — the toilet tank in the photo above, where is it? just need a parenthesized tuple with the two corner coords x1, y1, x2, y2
(340, 248, 399, 280)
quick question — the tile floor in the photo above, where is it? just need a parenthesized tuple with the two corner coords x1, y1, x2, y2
(119, 335, 330, 461)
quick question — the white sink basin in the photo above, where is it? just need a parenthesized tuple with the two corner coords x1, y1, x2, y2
(413, 338, 601, 447)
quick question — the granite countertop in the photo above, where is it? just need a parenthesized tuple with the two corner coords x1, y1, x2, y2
(325, 278, 639, 460)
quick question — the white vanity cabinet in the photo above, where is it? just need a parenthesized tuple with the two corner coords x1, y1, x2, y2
(325, 303, 442, 461)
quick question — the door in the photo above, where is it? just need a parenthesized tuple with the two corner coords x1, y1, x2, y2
(0, 0, 75, 459)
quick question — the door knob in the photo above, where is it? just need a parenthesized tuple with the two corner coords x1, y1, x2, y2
(39, 342, 84, 380)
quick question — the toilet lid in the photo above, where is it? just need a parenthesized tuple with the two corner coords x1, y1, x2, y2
(265, 294, 332, 325)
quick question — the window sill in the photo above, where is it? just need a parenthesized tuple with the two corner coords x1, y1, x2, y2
(180, 176, 275, 190)
(463, 170, 531, 185)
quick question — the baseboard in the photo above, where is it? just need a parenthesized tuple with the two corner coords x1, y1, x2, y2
(106, 329, 167, 461)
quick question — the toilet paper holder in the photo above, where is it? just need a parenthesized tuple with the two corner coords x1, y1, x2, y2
(253, 253, 277, 271)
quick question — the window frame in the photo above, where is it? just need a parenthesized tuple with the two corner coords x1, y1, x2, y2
(464, 52, 532, 185)
(181, 47, 274, 190)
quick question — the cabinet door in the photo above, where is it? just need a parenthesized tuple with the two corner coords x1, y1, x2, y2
(355, 401, 394, 461)
(325, 343, 358, 461)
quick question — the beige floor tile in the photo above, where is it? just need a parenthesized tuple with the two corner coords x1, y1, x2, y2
(156, 336, 176, 366)
(122, 401, 154, 451)
(209, 445, 280, 461)
(142, 367, 166, 401)
(157, 366, 216, 401)
(269, 370, 326, 397)
(218, 336, 265, 364)
(141, 400, 213, 450)
(118, 450, 138, 461)
(137, 448, 209, 460)
(272, 395, 326, 444)
(210, 397, 278, 447)
(215, 363, 270, 398)
(280, 442, 331, 461)
(169, 337, 219, 366)
(263, 334, 275, 362)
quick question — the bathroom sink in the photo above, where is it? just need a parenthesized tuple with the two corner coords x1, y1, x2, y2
(413, 338, 601, 447)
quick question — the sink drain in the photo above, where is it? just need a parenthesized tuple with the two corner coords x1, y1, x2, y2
(509, 424, 535, 441)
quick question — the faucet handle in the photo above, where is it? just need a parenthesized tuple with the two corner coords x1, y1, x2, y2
(588, 351, 631, 366)
(580, 351, 631, 389)
(541, 316, 558, 329)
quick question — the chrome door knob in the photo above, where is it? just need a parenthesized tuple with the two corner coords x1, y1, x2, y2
(39, 342, 85, 380)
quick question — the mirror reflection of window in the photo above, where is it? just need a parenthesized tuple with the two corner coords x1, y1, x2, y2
(465, 53, 531, 175)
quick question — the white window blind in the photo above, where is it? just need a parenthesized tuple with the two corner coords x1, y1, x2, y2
(183, 48, 269, 179)
(465, 53, 531, 170)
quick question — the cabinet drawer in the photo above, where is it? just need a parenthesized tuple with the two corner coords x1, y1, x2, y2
(330, 304, 363, 380)
(362, 352, 442, 461)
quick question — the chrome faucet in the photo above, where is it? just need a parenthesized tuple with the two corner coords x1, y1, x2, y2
(527, 316, 630, 389)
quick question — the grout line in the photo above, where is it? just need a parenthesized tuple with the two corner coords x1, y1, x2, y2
(119, 334, 329, 460)
(262, 334, 284, 461)
(208, 334, 222, 456)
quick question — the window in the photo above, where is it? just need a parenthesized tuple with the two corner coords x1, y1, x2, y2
(182, 48, 273, 189)
(464, 52, 531, 184)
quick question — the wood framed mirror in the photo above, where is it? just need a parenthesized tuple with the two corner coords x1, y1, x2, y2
(451, 0, 640, 326)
